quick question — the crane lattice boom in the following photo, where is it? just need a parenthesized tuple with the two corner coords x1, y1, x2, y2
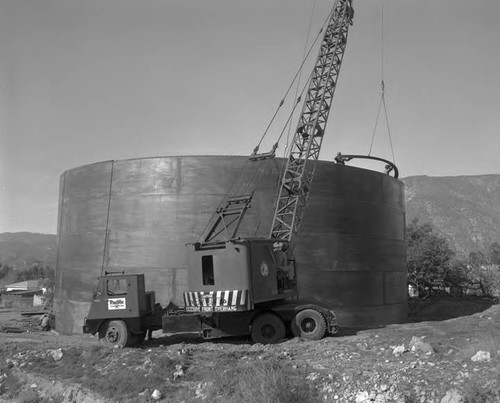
(270, 0, 354, 241)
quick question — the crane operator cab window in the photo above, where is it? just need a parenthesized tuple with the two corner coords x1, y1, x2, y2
(273, 242, 295, 291)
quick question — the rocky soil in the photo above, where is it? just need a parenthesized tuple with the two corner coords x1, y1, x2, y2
(0, 299, 499, 403)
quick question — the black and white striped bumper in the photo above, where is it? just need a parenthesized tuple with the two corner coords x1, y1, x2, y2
(183, 290, 249, 312)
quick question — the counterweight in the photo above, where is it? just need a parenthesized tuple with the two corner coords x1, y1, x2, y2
(270, 0, 354, 241)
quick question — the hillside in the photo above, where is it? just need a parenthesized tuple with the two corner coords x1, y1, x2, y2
(0, 232, 56, 269)
(402, 174, 500, 256)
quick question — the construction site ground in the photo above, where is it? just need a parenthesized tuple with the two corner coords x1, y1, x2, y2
(0, 297, 499, 403)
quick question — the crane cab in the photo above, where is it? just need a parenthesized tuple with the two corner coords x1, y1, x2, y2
(183, 238, 297, 313)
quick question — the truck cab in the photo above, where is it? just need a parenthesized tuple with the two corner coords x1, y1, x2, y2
(83, 273, 162, 347)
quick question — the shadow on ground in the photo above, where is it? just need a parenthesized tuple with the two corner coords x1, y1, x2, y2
(311, 297, 499, 338)
(408, 296, 497, 322)
(132, 296, 498, 347)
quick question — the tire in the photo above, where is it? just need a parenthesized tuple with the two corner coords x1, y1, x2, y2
(291, 309, 327, 340)
(99, 320, 130, 348)
(250, 313, 285, 344)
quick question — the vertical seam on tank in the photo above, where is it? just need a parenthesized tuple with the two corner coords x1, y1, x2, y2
(175, 156, 182, 193)
(101, 160, 115, 275)
(382, 271, 386, 304)
(55, 171, 67, 290)
(171, 268, 177, 303)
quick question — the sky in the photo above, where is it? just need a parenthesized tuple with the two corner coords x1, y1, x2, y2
(0, 0, 499, 234)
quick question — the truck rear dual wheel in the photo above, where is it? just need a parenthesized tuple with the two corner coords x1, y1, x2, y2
(291, 309, 327, 340)
(99, 320, 130, 348)
(250, 313, 286, 344)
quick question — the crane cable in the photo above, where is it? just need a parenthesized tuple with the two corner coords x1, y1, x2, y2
(368, 0, 396, 164)
(242, 1, 321, 193)
(196, 3, 335, 243)
(252, 4, 335, 155)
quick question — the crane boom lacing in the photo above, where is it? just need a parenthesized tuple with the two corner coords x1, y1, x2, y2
(270, 0, 354, 242)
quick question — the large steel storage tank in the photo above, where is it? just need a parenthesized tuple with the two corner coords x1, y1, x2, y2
(54, 155, 406, 334)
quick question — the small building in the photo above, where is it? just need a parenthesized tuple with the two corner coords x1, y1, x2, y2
(4, 280, 42, 292)
(0, 280, 44, 309)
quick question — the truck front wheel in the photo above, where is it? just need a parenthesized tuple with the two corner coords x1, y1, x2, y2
(99, 320, 130, 348)
(250, 313, 285, 344)
(291, 309, 327, 340)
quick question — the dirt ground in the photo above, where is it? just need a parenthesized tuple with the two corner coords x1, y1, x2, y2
(0, 298, 499, 402)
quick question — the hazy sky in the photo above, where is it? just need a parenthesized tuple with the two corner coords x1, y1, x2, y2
(1, 0, 499, 234)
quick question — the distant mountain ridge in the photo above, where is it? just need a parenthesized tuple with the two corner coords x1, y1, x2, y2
(0, 232, 56, 268)
(0, 174, 498, 266)
(402, 174, 500, 256)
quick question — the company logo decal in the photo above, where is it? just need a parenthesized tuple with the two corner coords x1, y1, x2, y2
(108, 298, 126, 310)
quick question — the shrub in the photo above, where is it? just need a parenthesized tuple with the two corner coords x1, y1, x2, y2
(477, 266, 500, 298)
(206, 357, 319, 403)
(463, 375, 500, 403)
(0, 369, 20, 398)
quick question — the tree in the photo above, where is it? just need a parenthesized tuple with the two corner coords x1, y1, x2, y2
(469, 250, 489, 267)
(14, 262, 53, 282)
(488, 242, 500, 265)
(406, 218, 456, 297)
(0, 263, 17, 286)
(0, 264, 12, 281)
(467, 245, 500, 298)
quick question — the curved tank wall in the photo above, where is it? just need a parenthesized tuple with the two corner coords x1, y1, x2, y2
(54, 155, 407, 334)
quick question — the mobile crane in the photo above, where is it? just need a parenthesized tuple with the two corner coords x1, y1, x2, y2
(83, 0, 354, 347)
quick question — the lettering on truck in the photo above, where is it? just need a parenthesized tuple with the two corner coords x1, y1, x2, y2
(108, 298, 126, 310)
(203, 306, 237, 312)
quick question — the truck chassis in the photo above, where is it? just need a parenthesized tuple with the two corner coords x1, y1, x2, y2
(83, 273, 337, 347)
